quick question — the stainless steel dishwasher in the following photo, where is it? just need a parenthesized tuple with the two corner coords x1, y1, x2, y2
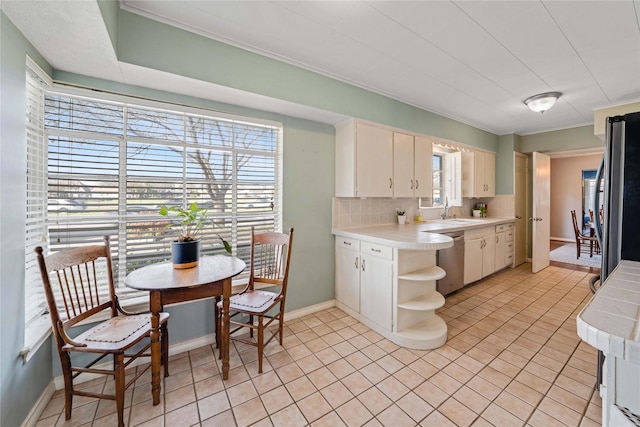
(436, 231, 465, 296)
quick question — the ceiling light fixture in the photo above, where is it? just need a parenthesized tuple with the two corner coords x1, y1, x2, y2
(524, 92, 562, 113)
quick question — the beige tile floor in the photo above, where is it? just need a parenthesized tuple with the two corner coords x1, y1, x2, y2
(37, 263, 603, 426)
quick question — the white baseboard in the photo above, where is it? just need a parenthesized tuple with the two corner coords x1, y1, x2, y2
(21, 381, 55, 427)
(551, 237, 574, 243)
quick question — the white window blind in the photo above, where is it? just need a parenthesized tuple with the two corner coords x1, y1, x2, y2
(24, 65, 50, 327)
(43, 92, 282, 301)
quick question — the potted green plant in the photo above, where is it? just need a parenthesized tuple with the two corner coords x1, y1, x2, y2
(396, 208, 407, 225)
(159, 202, 231, 269)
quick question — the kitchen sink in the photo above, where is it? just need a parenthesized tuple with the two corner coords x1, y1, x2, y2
(434, 218, 487, 224)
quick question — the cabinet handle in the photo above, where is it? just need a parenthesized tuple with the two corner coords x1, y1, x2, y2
(411, 179, 414, 190)
(496, 235, 499, 243)
(371, 248, 381, 253)
(389, 178, 393, 189)
(343, 241, 351, 246)
(355, 257, 359, 269)
(415, 180, 419, 189)
(362, 259, 366, 271)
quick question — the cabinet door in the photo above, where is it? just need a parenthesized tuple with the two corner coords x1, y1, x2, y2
(473, 153, 485, 197)
(414, 136, 433, 198)
(495, 231, 506, 270)
(482, 235, 496, 277)
(393, 132, 415, 198)
(335, 243, 361, 312)
(483, 152, 496, 197)
(360, 254, 393, 331)
(356, 123, 393, 197)
(464, 238, 483, 284)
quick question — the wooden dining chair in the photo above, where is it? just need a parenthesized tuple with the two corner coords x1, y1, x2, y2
(571, 210, 598, 258)
(217, 227, 294, 373)
(35, 236, 169, 427)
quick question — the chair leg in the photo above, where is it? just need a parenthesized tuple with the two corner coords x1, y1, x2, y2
(576, 241, 580, 259)
(61, 353, 73, 420)
(279, 303, 285, 345)
(258, 316, 264, 374)
(114, 353, 125, 427)
(214, 296, 220, 349)
(249, 314, 254, 338)
(217, 304, 222, 360)
(162, 323, 169, 377)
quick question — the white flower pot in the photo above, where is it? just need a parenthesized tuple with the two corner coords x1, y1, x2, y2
(397, 215, 406, 225)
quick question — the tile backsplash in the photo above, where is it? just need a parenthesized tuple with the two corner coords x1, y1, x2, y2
(332, 195, 515, 229)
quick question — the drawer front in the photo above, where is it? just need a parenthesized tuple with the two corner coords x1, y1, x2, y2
(506, 230, 514, 242)
(465, 226, 495, 240)
(506, 223, 514, 230)
(506, 242, 514, 254)
(496, 224, 506, 233)
(361, 241, 393, 260)
(506, 253, 513, 265)
(336, 237, 360, 251)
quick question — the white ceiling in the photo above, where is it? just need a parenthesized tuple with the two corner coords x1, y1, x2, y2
(4, 1, 640, 135)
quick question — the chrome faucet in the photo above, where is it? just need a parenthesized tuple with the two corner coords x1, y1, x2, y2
(441, 197, 449, 220)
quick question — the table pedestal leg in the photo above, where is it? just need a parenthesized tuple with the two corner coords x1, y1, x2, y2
(222, 278, 231, 380)
(150, 292, 162, 405)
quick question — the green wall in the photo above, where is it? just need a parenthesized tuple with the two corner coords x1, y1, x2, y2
(0, 12, 55, 427)
(519, 125, 603, 153)
(496, 134, 519, 195)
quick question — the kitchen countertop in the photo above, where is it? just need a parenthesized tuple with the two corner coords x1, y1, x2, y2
(332, 217, 515, 250)
(577, 260, 640, 362)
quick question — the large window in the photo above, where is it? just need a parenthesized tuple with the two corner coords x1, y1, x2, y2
(28, 89, 282, 323)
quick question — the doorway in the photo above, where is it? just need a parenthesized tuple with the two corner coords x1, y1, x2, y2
(582, 169, 600, 232)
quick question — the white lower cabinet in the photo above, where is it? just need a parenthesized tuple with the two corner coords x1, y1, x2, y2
(464, 227, 496, 285)
(335, 237, 448, 349)
(360, 242, 393, 331)
(495, 224, 514, 270)
(335, 238, 361, 313)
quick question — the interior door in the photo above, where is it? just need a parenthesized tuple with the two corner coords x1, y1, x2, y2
(514, 153, 527, 266)
(532, 152, 551, 273)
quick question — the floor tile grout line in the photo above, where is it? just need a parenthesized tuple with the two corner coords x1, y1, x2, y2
(40, 264, 601, 427)
(430, 268, 596, 426)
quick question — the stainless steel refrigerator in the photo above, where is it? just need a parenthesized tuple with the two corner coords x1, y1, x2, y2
(593, 111, 640, 389)
(595, 111, 640, 278)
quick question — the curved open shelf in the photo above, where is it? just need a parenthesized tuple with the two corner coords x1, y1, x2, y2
(397, 291, 445, 311)
(398, 266, 446, 282)
(395, 315, 448, 350)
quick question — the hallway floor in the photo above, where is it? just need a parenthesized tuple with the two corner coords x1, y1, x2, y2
(37, 263, 602, 426)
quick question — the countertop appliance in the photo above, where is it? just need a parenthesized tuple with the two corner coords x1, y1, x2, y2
(436, 231, 464, 296)
(593, 111, 640, 423)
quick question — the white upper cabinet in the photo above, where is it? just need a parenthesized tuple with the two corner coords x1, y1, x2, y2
(393, 133, 432, 198)
(336, 120, 393, 197)
(414, 136, 433, 198)
(336, 120, 433, 198)
(393, 132, 415, 198)
(462, 151, 496, 198)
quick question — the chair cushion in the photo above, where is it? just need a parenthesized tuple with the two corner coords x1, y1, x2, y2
(85, 314, 150, 343)
(230, 290, 277, 309)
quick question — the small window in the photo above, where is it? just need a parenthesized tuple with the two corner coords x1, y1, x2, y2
(432, 154, 444, 206)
